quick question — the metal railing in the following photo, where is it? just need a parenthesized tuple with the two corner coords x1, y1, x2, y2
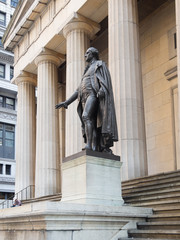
(0, 185, 35, 209)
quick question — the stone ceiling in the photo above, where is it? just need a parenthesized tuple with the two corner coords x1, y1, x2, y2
(138, 0, 170, 21)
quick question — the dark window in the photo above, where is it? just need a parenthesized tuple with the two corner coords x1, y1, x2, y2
(0, 164, 3, 174)
(0, 12, 6, 26)
(0, 192, 13, 199)
(0, 123, 15, 159)
(0, 96, 3, 107)
(0, 64, 5, 78)
(10, 66, 14, 80)
(0, 37, 3, 47)
(0, 96, 15, 110)
(174, 33, 177, 49)
(5, 164, 11, 175)
(11, 0, 18, 7)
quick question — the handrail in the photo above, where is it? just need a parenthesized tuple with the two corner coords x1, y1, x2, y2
(0, 185, 35, 209)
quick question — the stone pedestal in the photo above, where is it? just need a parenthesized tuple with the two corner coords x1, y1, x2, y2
(0, 201, 152, 240)
(61, 150, 124, 206)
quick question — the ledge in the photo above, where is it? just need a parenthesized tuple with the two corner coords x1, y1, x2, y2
(63, 149, 120, 163)
(164, 66, 177, 81)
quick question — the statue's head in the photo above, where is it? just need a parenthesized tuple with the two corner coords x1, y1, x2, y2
(85, 47, 99, 62)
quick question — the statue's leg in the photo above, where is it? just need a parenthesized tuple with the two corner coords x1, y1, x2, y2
(92, 119, 97, 151)
(82, 95, 98, 150)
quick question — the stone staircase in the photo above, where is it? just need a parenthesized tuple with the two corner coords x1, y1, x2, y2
(119, 170, 180, 240)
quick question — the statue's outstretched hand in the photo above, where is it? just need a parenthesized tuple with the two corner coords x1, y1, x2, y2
(55, 101, 68, 109)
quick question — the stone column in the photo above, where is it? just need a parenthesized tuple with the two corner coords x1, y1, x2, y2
(14, 71, 36, 199)
(176, 0, 180, 169)
(58, 83, 66, 194)
(63, 21, 94, 156)
(58, 83, 66, 161)
(35, 48, 62, 198)
(108, 0, 147, 180)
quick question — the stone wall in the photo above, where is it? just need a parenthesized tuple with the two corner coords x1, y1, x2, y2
(140, 1, 178, 175)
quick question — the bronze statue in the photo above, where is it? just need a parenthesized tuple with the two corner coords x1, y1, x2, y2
(56, 47, 118, 154)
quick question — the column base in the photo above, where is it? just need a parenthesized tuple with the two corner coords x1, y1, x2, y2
(61, 150, 124, 206)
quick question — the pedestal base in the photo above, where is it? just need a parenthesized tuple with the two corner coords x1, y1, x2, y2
(61, 150, 124, 206)
(0, 201, 152, 240)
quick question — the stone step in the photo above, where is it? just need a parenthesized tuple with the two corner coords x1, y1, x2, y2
(124, 193, 180, 204)
(137, 221, 180, 230)
(128, 229, 180, 239)
(153, 206, 180, 215)
(123, 187, 180, 200)
(122, 171, 180, 240)
(147, 213, 180, 222)
(119, 238, 178, 240)
(22, 193, 62, 204)
(122, 181, 180, 195)
(128, 199, 180, 208)
(122, 170, 180, 188)
(122, 176, 180, 194)
(120, 238, 179, 240)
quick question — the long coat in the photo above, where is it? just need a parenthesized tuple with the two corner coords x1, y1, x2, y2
(77, 60, 118, 149)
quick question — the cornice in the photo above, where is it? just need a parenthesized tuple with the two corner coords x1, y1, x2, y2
(0, 107, 17, 122)
(3, 0, 49, 51)
(0, 52, 14, 64)
(0, 177, 15, 183)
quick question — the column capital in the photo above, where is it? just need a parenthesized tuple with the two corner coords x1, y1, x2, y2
(14, 71, 37, 86)
(35, 48, 65, 67)
(63, 13, 100, 39)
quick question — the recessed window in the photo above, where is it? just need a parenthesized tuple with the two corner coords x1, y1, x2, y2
(5, 164, 11, 175)
(0, 123, 15, 159)
(6, 97, 15, 109)
(174, 33, 177, 49)
(0, 164, 3, 174)
(11, 0, 18, 7)
(10, 66, 14, 80)
(0, 12, 6, 26)
(0, 64, 5, 78)
(0, 96, 3, 108)
(0, 96, 15, 110)
(0, 37, 3, 47)
(168, 27, 177, 59)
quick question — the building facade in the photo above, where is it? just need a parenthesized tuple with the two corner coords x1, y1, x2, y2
(0, 0, 18, 201)
(2, 0, 180, 198)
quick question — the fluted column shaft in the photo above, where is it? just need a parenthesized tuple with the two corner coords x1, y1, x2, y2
(108, 0, 147, 179)
(58, 83, 66, 161)
(35, 49, 61, 198)
(63, 22, 93, 156)
(15, 72, 36, 199)
(175, 0, 180, 168)
(58, 83, 66, 194)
